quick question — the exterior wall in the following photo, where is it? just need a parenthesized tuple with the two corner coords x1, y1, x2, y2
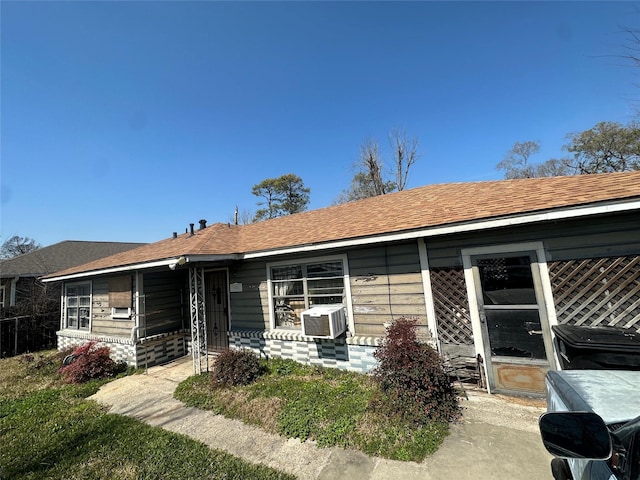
(143, 270, 188, 336)
(425, 212, 640, 269)
(226, 242, 427, 373)
(229, 242, 428, 338)
(348, 242, 427, 337)
(228, 260, 269, 330)
(57, 329, 188, 368)
(59, 270, 190, 368)
(425, 212, 640, 379)
(91, 277, 134, 337)
(228, 330, 379, 373)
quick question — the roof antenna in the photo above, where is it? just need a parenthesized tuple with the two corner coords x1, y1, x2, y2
(234, 206, 239, 225)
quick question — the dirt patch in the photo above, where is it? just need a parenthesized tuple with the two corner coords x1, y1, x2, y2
(495, 393, 546, 408)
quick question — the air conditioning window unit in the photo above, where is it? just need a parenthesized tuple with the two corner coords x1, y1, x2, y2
(300, 305, 347, 339)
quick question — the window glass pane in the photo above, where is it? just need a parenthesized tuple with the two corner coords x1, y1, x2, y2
(485, 310, 546, 359)
(67, 308, 78, 327)
(79, 285, 91, 296)
(274, 298, 304, 328)
(307, 262, 343, 278)
(67, 286, 78, 296)
(309, 296, 343, 306)
(79, 307, 90, 329)
(271, 260, 346, 329)
(67, 297, 78, 306)
(79, 297, 90, 307)
(273, 279, 304, 297)
(272, 265, 302, 281)
(478, 256, 537, 305)
(307, 278, 344, 296)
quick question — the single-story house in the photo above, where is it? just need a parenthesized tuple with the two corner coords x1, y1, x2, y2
(43, 172, 640, 395)
(1, 240, 145, 356)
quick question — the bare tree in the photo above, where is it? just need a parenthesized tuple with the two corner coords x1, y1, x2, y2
(0, 236, 40, 259)
(336, 130, 421, 203)
(390, 129, 419, 191)
(496, 141, 541, 179)
(361, 139, 388, 196)
(230, 206, 255, 225)
(497, 141, 574, 179)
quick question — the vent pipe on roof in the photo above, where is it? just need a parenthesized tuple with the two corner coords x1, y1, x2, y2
(172, 232, 177, 239)
(189, 223, 195, 235)
(199, 219, 207, 230)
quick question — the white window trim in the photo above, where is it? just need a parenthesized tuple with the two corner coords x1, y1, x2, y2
(0, 285, 5, 309)
(111, 307, 132, 319)
(64, 281, 92, 331)
(266, 254, 354, 334)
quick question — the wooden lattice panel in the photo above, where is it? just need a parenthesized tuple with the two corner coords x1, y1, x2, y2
(548, 256, 640, 331)
(430, 266, 474, 345)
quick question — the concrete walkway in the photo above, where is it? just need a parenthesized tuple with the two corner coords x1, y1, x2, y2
(89, 357, 553, 480)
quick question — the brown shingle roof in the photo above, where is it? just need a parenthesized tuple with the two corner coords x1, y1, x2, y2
(45, 171, 640, 279)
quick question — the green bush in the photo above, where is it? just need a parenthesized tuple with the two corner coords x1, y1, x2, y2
(372, 317, 461, 423)
(212, 349, 263, 387)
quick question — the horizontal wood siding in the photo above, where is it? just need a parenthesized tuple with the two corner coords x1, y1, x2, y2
(348, 242, 427, 337)
(143, 271, 187, 336)
(229, 260, 269, 330)
(426, 212, 640, 268)
(91, 277, 134, 337)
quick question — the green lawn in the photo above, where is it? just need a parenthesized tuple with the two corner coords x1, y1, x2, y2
(0, 351, 294, 480)
(174, 357, 450, 462)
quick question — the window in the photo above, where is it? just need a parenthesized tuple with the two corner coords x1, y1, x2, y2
(65, 282, 91, 330)
(111, 307, 131, 319)
(269, 258, 346, 329)
(0, 285, 5, 309)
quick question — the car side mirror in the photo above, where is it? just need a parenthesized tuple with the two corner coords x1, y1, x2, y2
(539, 412, 612, 460)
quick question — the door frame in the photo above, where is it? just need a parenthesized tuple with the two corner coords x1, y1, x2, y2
(204, 268, 230, 351)
(462, 242, 559, 393)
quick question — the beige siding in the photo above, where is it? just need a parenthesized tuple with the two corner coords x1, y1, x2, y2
(229, 244, 429, 337)
(348, 242, 427, 337)
(91, 277, 134, 337)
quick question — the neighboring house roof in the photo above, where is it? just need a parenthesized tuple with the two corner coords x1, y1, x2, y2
(44, 171, 640, 281)
(0, 241, 146, 278)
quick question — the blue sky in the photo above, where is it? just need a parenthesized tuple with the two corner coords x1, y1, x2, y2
(2, 1, 638, 247)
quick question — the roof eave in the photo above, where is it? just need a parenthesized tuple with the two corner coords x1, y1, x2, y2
(242, 198, 640, 259)
(41, 197, 640, 281)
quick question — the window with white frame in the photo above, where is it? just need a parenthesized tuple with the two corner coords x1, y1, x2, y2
(111, 307, 131, 319)
(269, 258, 346, 329)
(0, 285, 5, 309)
(65, 282, 91, 330)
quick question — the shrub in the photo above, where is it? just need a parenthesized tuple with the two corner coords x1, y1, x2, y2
(58, 341, 123, 384)
(372, 317, 460, 423)
(211, 349, 262, 388)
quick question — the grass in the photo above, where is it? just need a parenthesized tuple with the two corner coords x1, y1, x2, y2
(174, 357, 451, 462)
(0, 351, 294, 480)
